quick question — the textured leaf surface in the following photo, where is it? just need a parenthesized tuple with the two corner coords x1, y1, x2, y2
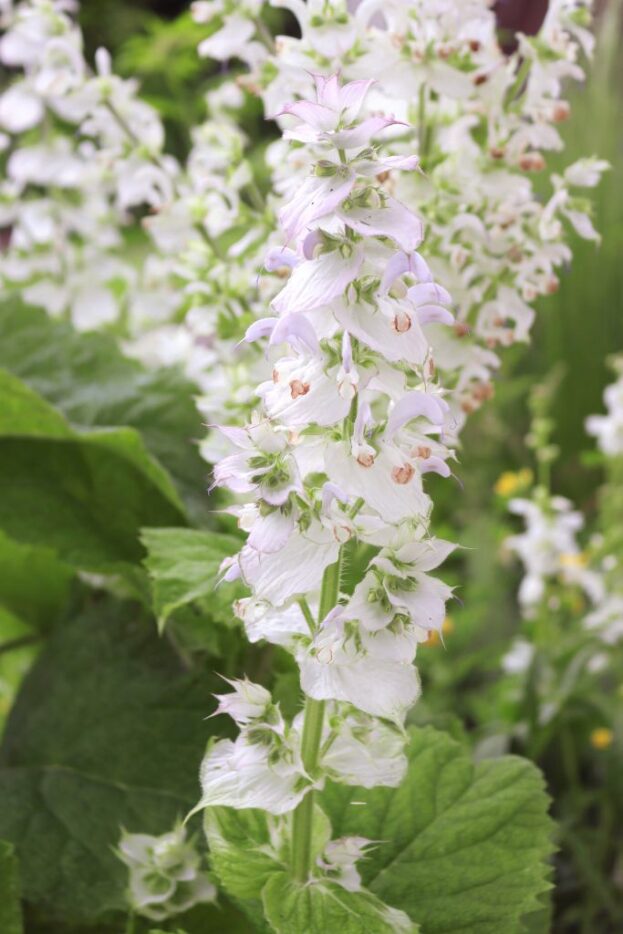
(205, 807, 281, 903)
(0, 839, 23, 934)
(141, 527, 243, 630)
(262, 873, 418, 934)
(0, 300, 208, 513)
(321, 726, 554, 934)
(0, 531, 72, 630)
(0, 602, 226, 924)
(0, 370, 185, 571)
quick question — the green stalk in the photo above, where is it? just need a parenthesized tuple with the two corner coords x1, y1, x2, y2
(290, 550, 343, 881)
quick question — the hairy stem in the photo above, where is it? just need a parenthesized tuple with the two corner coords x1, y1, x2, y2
(291, 549, 343, 882)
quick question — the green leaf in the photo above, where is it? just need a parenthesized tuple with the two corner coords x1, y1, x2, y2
(262, 873, 418, 934)
(0, 369, 186, 571)
(0, 531, 73, 630)
(321, 726, 555, 934)
(141, 528, 243, 631)
(205, 807, 282, 903)
(0, 300, 208, 515)
(0, 839, 23, 934)
(0, 601, 229, 925)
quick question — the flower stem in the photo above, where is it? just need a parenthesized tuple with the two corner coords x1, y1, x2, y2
(291, 550, 343, 882)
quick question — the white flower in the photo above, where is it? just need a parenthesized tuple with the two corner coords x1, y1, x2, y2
(316, 836, 373, 892)
(117, 824, 216, 921)
(586, 368, 623, 456)
(192, 733, 310, 815)
(213, 677, 276, 726)
(501, 639, 535, 675)
(323, 708, 408, 787)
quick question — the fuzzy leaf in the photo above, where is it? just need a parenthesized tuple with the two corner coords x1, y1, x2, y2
(0, 601, 227, 925)
(0, 369, 186, 572)
(0, 300, 208, 515)
(0, 840, 23, 934)
(262, 873, 418, 934)
(141, 527, 243, 631)
(205, 807, 282, 903)
(0, 530, 72, 630)
(321, 726, 555, 934)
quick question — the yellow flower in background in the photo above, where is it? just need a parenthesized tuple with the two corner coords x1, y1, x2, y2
(424, 617, 454, 647)
(559, 552, 589, 569)
(494, 468, 533, 497)
(590, 728, 614, 750)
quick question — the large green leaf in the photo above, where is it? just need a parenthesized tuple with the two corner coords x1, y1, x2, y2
(0, 531, 72, 630)
(205, 807, 282, 903)
(0, 300, 208, 514)
(141, 527, 243, 631)
(0, 601, 228, 925)
(0, 369, 186, 571)
(0, 839, 23, 934)
(262, 873, 417, 934)
(321, 726, 554, 934)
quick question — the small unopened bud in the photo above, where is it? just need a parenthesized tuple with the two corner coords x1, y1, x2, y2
(289, 379, 310, 399)
(392, 311, 412, 333)
(552, 101, 570, 123)
(333, 524, 352, 544)
(473, 382, 494, 403)
(519, 152, 546, 172)
(391, 463, 415, 484)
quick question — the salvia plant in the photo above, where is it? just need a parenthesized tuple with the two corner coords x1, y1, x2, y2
(0, 1, 617, 932)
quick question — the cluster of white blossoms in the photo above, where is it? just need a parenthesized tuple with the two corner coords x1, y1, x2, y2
(0, 0, 274, 423)
(586, 357, 623, 457)
(506, 494, 603, 614)
(116, 824, 216, 921)
(191, 74, 455, 901)
(504, 367, 623, 674)
(504, 485, 622, 670)
(0, 1, 608, 450)
(193, 0, 608, 432)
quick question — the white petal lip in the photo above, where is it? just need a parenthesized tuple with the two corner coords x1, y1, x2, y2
(300, 651, 421, 722)
(381, 250, 435, 293)
(279, 169, 356, 241)
(385, 391, 447, 439)
(270, 312, 320, 356)
(338, 196, 424, 252)
(239, 523, 339, 605)
(272, 244, 364, 315)
(247, 509, 295, 554)
(194, 738, 307, 815)
(330, 116, 407, 150)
